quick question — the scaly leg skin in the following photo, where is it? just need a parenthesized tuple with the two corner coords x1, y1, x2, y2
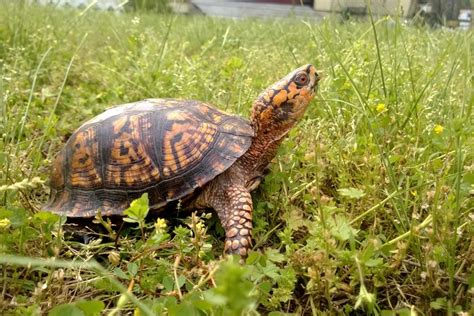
(212, 186, 253, 258)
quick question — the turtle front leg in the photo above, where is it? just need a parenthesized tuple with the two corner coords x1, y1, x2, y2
(212, 186, 253, 258)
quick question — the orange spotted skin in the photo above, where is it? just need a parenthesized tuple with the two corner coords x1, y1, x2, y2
(45, 99, 253, 217)
(45, 65, 320, 258)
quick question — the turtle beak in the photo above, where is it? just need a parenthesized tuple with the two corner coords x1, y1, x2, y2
(313, 71, 321, 92)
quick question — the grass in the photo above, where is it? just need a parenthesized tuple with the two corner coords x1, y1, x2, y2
(0, 1, 473, 315)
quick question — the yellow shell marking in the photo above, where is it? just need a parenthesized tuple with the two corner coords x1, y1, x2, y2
(105, 115, 160, 186)
(69, 127, 102, 188)
(162, 111, 218, 176)
(51, 150, 65, 188)
(210, 111, 223, 123)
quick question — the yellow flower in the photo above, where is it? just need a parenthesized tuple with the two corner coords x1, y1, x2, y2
(434, 124, 444, 134)
(108, 251, 120, 266)
(195, 221, 205, 233)
(0, 218, 11, 229)
(154, 218, 167, 232)
(376, 103, 386, 113)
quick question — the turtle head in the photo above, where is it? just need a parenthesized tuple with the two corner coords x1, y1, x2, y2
(251, 64, 320, 133)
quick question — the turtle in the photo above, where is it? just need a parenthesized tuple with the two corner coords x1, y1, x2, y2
(44, 64, 320, 257)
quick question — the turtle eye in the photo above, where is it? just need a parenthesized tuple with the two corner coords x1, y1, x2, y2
(294, 73, 308, 86)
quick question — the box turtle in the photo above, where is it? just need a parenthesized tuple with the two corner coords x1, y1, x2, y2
(45, 64, 320, 257)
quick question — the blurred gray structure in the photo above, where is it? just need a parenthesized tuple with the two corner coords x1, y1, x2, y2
(190, 0, 320, 18)
(33, 0, 124, 11)
(313, 0, 469, 23)
(30, 0, 472, 27)
(313, 0, 416, 16)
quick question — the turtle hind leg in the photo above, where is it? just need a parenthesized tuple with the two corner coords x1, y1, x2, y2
(211, 185, 253, 258)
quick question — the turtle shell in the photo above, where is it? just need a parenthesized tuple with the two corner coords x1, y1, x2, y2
(44, 99, 254, 217)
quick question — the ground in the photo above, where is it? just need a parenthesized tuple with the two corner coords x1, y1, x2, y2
(0, 1, 473, 315)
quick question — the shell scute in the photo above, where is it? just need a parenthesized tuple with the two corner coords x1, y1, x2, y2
(68, 126, 102, 189)
(104, 114, 161, 188)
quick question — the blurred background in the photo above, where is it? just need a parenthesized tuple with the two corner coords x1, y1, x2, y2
(30, 0, 473, 28)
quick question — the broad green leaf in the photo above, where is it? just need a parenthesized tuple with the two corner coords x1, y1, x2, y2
(468, 272, 474, 288)
(1, 207, 28, 228)
(258, 281, 272, 295)
(265, 248, 285, 263)
(113, 267, 128, 280)
(75, 300, 105, 316)
(432, 245, 448, 263)
(0, 209, 13, 219)
(246, 251, 260, 265)
(329, 215, 358, 241)
(430, 297, 447, 310)
(365, 258, 384, 267)
(338, 187, 366, 199)
(124, 193, 149, 221)
(176, 275, 186, 289)
(169, 302, 198, 316)
(48, 304, 84, 316)
(261, 261, 280, 280)
(33, 211, 60, 224)
(127, 262, 138, 276)
(162, 275, 175, 292)
(93, 278, 121, 292)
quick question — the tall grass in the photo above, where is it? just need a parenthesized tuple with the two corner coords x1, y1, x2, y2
(0, 1, 472, 314)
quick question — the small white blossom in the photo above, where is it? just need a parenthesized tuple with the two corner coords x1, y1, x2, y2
(132, 16, 140, 25)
